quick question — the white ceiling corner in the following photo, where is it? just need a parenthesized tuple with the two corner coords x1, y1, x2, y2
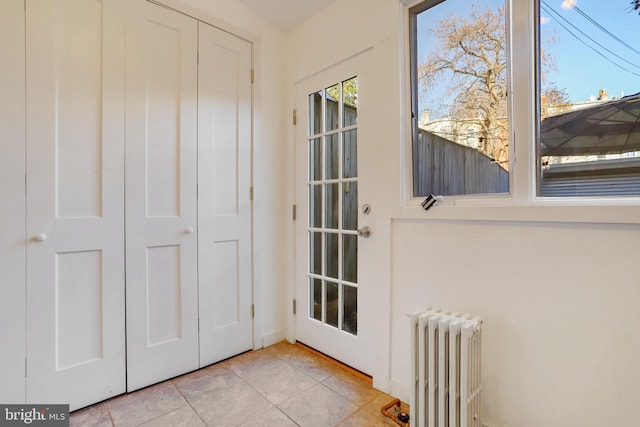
(237, 0, 336, 31)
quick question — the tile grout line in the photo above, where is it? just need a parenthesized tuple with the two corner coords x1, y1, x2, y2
(104, 401, 116, 427)
(224, 361, 279, 415)
(324, 381, 382, 408)
(170, 379, 209, 427)
(219, 357, 305, 426)
(72, 342, 394, 427)
(272, 344, 378, 425)
(120, 383, 191, 427)
(235, 346, 340, 426)
(236, 352, 318, 412)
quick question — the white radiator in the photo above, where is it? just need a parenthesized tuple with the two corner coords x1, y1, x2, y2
(409, 309, 483, 427)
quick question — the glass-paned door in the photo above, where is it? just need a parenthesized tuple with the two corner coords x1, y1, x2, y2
(294, 52, 374, 375)
(307, 77, 359, 335)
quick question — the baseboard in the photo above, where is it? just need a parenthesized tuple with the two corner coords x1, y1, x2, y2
(389, 379, 410, 404)
(262, 328, 286, 347)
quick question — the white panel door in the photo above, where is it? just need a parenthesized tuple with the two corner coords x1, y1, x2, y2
(294, 52, 375, 375)
(25, 0, 126, 410)
(197, 22, 253, 366)
(0, 0, 26, 405)
(125, 0, 199, 391)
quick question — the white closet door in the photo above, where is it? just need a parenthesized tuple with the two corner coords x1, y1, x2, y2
(125, 0, 199, 391)
(197, 22, 253, 366)
(0, 0, 26, 405)
(25, 0, 126, 410)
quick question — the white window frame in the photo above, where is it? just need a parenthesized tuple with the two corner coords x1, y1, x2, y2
(399, 0, 640, 224)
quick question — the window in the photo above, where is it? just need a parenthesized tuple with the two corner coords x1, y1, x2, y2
(308, 77, 359, 335)
(537, 1, 640, 197)
(410, 0, 510, 197)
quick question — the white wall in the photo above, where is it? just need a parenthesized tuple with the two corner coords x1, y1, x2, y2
(165, 0, 290, 347)
(0, 0, 26, 404)
(392, 220, 640, 427)
(285, 1, 640, 426)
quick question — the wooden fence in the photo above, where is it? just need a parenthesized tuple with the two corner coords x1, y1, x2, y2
(413, 129, 509, 196)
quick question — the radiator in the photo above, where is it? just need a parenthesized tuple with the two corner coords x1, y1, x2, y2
(409, 309, 483, 427)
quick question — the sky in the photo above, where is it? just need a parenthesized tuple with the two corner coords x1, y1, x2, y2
(540, 0, 640, 102)
(416, 0, 640, 114)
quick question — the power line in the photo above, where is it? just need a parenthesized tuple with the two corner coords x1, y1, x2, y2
(541, 1, 640, 71)
(540, 3, 640, 78)
(570, 2, 640, 57)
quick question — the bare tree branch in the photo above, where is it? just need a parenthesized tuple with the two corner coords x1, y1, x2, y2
(419, 4, 508, 164)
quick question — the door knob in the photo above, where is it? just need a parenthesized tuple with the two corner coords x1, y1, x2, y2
(35, 233, 48, 242)
(357, 226, 371, 238)
(185, 227, 195, 234)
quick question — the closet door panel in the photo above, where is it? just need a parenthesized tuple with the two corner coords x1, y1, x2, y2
(198, 22, 253, 366)
(0, 0, 26, 405)
(25, 0, 126, 410)
(125, 0, 199, 391)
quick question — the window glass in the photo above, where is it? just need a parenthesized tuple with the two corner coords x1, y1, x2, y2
(538, 1, 640, 197)
(410, 0, 510, 197)
(306, 77, 359, 335)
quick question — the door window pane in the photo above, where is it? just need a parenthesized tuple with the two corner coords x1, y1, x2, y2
(310, 137, 322, 181)
(342, 182, 357, 231)
(325, 281, 339, 328)
(326, 84, 340, 131)
(342, 285, 357, 335)
(309, 232, 322, 275)
(326, 133, 339, 180)
(309, 184, 322, 228)
(325, 183, 338, 229)
(342, 234, 357, 283)
(309, 91, 322, 136)
(325, 233, 338, 279)
(343, 130, 357, 178)
(310, 278, 322, 322)
(343, 77, 358, 127)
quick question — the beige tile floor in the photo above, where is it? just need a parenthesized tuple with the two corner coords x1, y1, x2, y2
(70, 341, 408, 427)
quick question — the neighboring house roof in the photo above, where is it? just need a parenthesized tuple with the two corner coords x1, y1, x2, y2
(540, 92, 640, 157)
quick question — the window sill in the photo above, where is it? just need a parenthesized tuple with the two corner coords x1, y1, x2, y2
(399, 197, 640, 225)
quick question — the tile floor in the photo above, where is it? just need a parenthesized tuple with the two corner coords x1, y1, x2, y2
(70, 341, 408, 427)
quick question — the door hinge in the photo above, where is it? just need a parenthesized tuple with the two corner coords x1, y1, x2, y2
(251, 304, 255, 318)
(251, 69, 254, 83)
(292, 109, 297, 126)
(249, 186, 254, 201)
(293, 299, 297, 315)
(292, 204, 297, 221)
